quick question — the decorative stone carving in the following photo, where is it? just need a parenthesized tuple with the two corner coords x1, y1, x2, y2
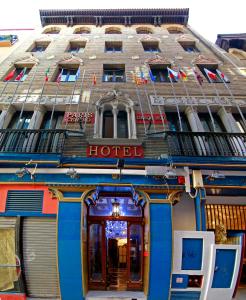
(132, 56, 139, 60)
(177, 34, 197, 44)
(12, 54, 39, 66)
(57, 54, 83, 65)
(192, 54, 219, 65)
(145, 54, 171, 65)
(215, 224, 227, 244)
(139, 36, 160, 42)
(89, 56, 97, 60)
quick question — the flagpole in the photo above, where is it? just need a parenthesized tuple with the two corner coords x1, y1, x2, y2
(145, 66, 167, 132)
(83, 72, 95, 134)
(143, 85, 156, 133)
(74, 69, 86, 130)
(217, 70, 246, 130)
(204, 69, 234, 132)
(168, 69, 183, 131)
(0, 70, 27, 128)
(191, 67, 217, 132)
(16, 64, 39, 128)
(64, 68, 81, 130)
(135, 85, 147, 135)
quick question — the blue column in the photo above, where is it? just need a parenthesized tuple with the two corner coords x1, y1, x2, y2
(58, 202, 84, 300)
(194, 190, 202, 231)
(148, 203, 172, 300)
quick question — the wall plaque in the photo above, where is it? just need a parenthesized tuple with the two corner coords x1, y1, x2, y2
(63, 112, 95, 124)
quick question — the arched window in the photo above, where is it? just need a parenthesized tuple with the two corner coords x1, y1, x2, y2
(103, 110, 113, 138)
(43, 27, 61, 34)
(94, 91, 137, 139)
(136, 27, 153, 34)
(105, 27, 122, 34)
(74, 27, 91, 34)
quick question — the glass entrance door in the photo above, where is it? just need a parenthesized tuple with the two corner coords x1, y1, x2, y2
(88, 221, 107, 290)
(127, 222, 143, 290)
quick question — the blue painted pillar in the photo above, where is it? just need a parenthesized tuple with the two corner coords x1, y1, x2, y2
(148, 203, 172, 300)
(58, 202, 84, 300)
(194, 191, 202, 231)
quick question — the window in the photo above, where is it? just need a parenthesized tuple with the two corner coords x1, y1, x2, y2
(117, 111, 128, 138)
(199, 113, 225, 132)
(74, 27, 90, 34)
(142, 41, 160, 53)
(136, 27, 153, 34)
(103, 65, 125, 82)
(197, 65, 228, 83)
(67, 41, 86, 54)
(179, 42, 199, 53)
(8, 112, 32, 129)
(105, 27, 121, 34)
(105, 42, 122, 53)
(166, 112, 190, 131)
(102, 109, 128, 138)
(103, 110, 113, 138)
(56, 67, 80, 82)
(41, 112, 64, 129)
(30, 42, 50, 53)
(149, 64, 177, 83)
(4, 67, 32, 82)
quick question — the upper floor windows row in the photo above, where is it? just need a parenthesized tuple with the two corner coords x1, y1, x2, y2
(28, 40, 198, 54)
(42, 26, 184, 35)
(2, 64, 230, 84)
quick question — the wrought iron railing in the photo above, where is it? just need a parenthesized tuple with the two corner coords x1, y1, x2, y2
(165, 131, 246, 157)
(0, 129, 67, 153)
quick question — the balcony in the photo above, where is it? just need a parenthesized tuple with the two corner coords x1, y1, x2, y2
(166, 131, 246, 157)
(0, 129, 67, 153)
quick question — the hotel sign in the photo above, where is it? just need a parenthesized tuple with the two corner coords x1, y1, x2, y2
(87, 145, 144, 158)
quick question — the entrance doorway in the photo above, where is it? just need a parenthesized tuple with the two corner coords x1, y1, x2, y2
(87, 195, 144, 291)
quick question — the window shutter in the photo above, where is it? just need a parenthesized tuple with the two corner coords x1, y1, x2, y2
(6, 190, 44, 212)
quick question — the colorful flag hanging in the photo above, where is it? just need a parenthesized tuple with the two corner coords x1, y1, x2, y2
(216, 69, 230, 83)
(56, 69, 63, 83)
(167, 67, 180, 81)
(93, 73, 97, 85)
(179, 69, 188, 81)
(204, 68, 217, 81)
(193, 69, 203, 85)
(75, 68, 80, 81)
(45, 67, 50, 82)
(4, 68, 16, 81)
(140, 68, 148, 84)
(148, 69, 156, 82)
(15, 67, 27, 81)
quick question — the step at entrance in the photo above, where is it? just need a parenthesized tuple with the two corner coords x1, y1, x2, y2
(86, 291, 146, 300)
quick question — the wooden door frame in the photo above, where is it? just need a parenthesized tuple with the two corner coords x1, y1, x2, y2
(87, 220, 107, 290)
(127, 220, 144, 290)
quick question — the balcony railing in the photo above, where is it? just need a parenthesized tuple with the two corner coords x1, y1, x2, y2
(0, 129, 67, 154)
(166, 131, 246, 157)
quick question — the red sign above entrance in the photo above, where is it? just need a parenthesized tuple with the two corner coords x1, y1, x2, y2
(87, 145, 144, 158)
(63, 112, 95, 124)
(136, 112, 168, 124)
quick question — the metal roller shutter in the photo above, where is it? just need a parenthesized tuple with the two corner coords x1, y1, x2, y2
(0, 217, 17, 228)
(22, 217, 60, 299)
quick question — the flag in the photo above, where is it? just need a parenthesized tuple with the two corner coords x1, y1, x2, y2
(204, 68, 217, 81)
(216, 69, 230, 83)
(148, 69, 156, 82)
(15, 67, 27, 81)
(193, 68, 203, 85)
(140, 68, 148, 84)
(167, 67, 180, 81)
(93, 73, 96, 85)
(56, 69, 63, 83)
(75, 68, 80, 81)
(179, 69, 188, 81)
(4, 68, 16, 81)
(45, 67, 50, 82)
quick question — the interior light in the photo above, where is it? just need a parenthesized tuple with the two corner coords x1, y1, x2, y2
(112, 200, 120, 217)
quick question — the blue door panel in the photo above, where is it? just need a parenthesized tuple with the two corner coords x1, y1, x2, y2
(212, 249, 236, 288)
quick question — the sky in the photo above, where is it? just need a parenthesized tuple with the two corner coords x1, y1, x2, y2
(0, 0, 245, 43)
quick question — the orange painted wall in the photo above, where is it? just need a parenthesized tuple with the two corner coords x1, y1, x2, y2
(0, 184, 58, 214)
(0, 294, 26, 300)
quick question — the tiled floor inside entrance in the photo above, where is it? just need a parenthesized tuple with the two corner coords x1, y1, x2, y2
(86, 291, 146, 300)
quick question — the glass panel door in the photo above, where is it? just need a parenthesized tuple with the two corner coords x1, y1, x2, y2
(88, 222, 106, 289)
(127, 222, 143, 290)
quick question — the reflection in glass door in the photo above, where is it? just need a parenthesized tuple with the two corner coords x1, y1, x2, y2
(127, 223, 143, 290)
(88, 222, 106, 290)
